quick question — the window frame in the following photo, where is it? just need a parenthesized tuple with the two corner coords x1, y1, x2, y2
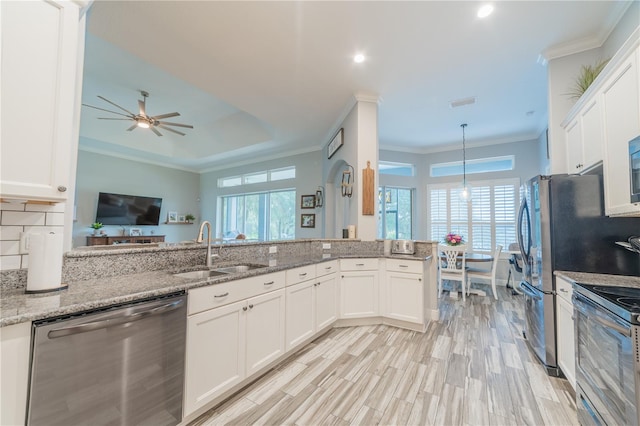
(377, 185, 415, 240)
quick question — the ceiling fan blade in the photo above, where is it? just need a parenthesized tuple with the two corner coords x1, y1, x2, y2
(157, 124, 186, 136)
(97, 95, 137, 116)
(152, 112, 180, 120)
(156, 121, 194, 129)
(138, 99, 146, 117)
(98, 117, 135, 121)
(126, 123, 138, 131)
(151, 126, 163, 137)
(82, 103, 132, 118)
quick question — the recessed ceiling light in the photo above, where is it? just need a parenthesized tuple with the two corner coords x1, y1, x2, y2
(354, 53, 365, 63)
(477, 4, 494, 18)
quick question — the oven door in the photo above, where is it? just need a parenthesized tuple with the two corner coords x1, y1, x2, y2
(573, 292, 638, 426)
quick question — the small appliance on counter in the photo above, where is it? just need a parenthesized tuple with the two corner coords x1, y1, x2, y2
(391, 240, 415, 255)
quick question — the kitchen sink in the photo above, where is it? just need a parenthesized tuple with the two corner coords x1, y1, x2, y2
(173, 270, 229, 279)
(214, 264, 266, 274)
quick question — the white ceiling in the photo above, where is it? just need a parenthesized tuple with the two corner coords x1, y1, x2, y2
(81, 1, 631, 172)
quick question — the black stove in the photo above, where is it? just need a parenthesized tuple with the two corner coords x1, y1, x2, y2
(574, 283, 640, 325)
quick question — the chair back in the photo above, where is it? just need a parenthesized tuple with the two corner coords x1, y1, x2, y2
(438, 244, 467, 273)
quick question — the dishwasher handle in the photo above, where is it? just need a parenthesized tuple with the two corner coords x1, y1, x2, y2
(47, 298, 185, 339)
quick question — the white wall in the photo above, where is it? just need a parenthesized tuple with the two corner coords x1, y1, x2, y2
(73, 149, 200, 246)
(602, 2, 640, 59)
(199, 151, 324, 239)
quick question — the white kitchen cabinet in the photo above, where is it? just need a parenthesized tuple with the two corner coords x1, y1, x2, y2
(565, 119, 583, 173)
(555, 276, 575, 390)
(184, 300, 246, 416)
(315, 272, 338, 330)
(385, 259, 424, 324)
(285, 279, 315, 351)
(245, 289, 286, 376)
(0, 322, 31, 426)
(0, 0, 85, 202)
(340, 259, 379, 319)
(602, 46, 640, 216)
(564, 99, 603, 174)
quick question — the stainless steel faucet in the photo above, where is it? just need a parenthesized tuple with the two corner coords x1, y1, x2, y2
(196, 221, 213, 267)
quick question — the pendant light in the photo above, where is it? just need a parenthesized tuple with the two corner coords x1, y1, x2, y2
(460, 123, 471, 201)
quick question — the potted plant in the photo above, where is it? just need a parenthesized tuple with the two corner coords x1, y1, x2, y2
(566, 58, 610, 101)
(185, 214, 196, 224)
(90, 222, 104, 236)
(444, 232, 464, 246)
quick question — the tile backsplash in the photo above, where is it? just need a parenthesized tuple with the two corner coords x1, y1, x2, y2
(0, 202, 65, 271)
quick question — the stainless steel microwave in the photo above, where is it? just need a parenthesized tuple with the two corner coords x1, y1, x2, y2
(631, 136, 640, 203)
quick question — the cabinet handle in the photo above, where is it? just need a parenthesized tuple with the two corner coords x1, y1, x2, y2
(57, 185, 67, 192)
(419, 278, 422, 281)
(342, 275, 345, 278)
(249, 304, 254, 309)
(214, 292, 229, 298)
(559, 288, 568, 293)
(399, 264, 408, 268)
(243, 306, 248, 311)
(325, 266, 332, 270)
(299, 272, 308, 277)
(356, 263, 365, 266)
(264, 281, 275, 286)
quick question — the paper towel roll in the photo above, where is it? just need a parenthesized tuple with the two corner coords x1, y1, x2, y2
(26, 232, 65, 293)
(348, 225, 356, 239)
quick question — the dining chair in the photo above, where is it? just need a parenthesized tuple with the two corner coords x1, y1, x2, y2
(437, 244, 468, 301)
(466, 245, 503, 300)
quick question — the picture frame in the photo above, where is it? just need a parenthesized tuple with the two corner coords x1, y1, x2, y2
(129, 227, 142, 237)
(167, 211, 178, 223)
(178, 214, 186, 223)
(301, 194, 316, 209)
(301, 213, 316, 228)
(327, 128, 344, 159)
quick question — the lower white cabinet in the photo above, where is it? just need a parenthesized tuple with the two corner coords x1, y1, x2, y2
(184, 288, 285, 417)
(385, 270, 423, 323)
(340, 259, 379, 319)
(555, 277, 575, 389)
(285, 272, 337, 351)
(1, 322, 31, 426)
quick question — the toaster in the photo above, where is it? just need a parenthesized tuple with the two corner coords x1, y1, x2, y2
(391, 240, 415, 254)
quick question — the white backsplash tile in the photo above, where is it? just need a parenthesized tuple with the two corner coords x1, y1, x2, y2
(0, 225, 23, 241)
(1, 211, 46, 227)
(45, 212, 65, 226)
(25, 203, 66, 213)
(0, 255, 22, 270)
(1, 240, 20, 256)
(0, 202, 26, 212)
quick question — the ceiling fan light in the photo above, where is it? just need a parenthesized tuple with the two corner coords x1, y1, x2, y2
(137, 119, 150, 129)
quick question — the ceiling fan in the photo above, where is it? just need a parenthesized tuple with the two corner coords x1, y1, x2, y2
(82, 90, 194, 136)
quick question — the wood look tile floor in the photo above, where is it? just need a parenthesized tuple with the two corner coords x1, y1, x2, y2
(190, 286, 577, 426)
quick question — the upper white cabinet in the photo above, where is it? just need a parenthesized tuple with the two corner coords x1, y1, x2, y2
(1, 0, 85, 202)
(565, 98, 604, 174)
(601, 46, 640, 216)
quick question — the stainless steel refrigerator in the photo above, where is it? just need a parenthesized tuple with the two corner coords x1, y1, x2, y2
(517, 171, 640, 376)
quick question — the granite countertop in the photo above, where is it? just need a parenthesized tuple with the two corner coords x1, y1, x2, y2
(1, 253, 429, 327)
(555, 271, 640, 289)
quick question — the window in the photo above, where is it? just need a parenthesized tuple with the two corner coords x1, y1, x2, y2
(220, 189, 295, 241)
(428, 178, 519, 251)
(218, 166, 296, 188)
(377, 186, 413, 239)
(379, 161, 415, 177)
(430, 156, 514, 177)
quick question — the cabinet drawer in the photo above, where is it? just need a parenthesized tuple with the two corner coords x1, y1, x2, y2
(556, 277, 573, 303)
(386, 259, 422, 274)
(316, 260, 338, 277)
(188, 272, 285, 315)
(340, 258, 378, 271)
(286, 265, 316, 286)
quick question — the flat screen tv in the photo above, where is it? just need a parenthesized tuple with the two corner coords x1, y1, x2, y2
(95, 192, 163, 225)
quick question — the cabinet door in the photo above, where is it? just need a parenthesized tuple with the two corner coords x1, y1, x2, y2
(580, 99, 604, 170)
(1, 1, 81, 201)
(245, 289, 286, 376)
(556, 296, 576, 390)
(340, 271, 379, 318)
(565, 119, 583, 173)
(315, 273, 338, 330)
(285, 280, 315, 351)
(386, 271, 423, 324)
(602, 50, 640, 216)
(184, 301, 246, 417)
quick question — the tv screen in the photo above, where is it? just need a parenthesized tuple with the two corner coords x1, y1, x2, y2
(95, 192, 163, 225)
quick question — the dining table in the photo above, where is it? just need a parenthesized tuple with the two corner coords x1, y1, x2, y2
(439, 251, 494, 298)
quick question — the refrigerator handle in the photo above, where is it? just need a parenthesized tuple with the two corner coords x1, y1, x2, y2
(517, 196, 531, 260)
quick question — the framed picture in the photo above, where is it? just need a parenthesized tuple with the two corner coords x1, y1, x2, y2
(129, 228, 142, 236)
(327, 128, 344, 159)
(301, 213, 316, 228)
(178, 214, 186, 223)
(301, 194, 316, 209)
(167, 211, 178, 223)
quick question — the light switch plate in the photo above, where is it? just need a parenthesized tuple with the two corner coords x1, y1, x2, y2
(269, 246, 277, 254)
(322, 243, 331, 250)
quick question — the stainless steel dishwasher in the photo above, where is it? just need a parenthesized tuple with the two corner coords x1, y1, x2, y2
(27, 292, 187, 426)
